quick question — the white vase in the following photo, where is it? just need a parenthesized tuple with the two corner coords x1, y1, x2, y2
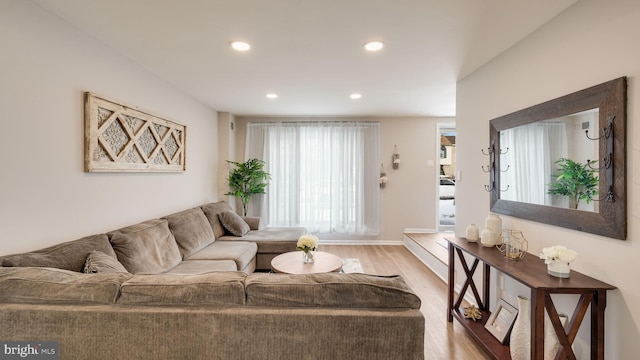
(510, 296, 531, 360)
(544, 313, 568, 360)
(466, 224, 479, 242)
(480, 228, 495, 247)
(547, 260, 571, 278)
(485, 213, 503, 244)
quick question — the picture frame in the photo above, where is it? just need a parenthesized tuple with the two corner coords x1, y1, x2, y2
(484, 298, 518, 344)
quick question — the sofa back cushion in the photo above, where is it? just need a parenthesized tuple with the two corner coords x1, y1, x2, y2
(118, 271, 247, 306)
(109, 219, 182, 274)
(0, 234, 117, 272)
(245, 273, 421, 309)
(163, 207, 215, 258)
(0, 267, 131, 305)
(200, 201, 233, 239)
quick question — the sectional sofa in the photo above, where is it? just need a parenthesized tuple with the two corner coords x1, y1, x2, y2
(0, 201, 426, 359)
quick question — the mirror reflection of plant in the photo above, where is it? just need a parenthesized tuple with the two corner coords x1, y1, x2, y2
(225, 159, 271, 216)
(547, 158, 599, 209)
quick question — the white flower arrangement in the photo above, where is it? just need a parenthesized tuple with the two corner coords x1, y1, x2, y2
(296, 234, 319, 253)
(393, 158, 401, 165)
(379, 175, 388, 184)
(539, 245, 577, 264)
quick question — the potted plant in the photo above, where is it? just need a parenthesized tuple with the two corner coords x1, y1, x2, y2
(547, 158, 598, 209)
(225, 158, 271, 216)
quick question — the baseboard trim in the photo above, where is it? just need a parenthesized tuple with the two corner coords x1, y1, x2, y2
(403, 228, 437, 234)
(320, 239, 404, 245)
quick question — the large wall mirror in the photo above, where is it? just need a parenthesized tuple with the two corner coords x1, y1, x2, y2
(488, 77, 627, 240)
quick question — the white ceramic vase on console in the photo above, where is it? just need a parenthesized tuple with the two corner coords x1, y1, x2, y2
(544, 313, 568, 360)
(485, 213, 503, 245)
(510, 296, 531, 360)
(466, 224, 479, 242)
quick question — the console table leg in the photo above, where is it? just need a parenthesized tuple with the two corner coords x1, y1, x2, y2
(447, 243, 454, 322)
(591, 290, 607, 360)
(532, 289, 545, 360)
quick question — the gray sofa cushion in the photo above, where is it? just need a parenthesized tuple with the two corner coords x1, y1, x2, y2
(0, 267, 131, 305)
(163, 207, 215, 258)
(83, 250, 129, 273)
(166, 260, 238, 274)
(218, 227, 306, 253)
(200, 201, 233, 238)
(0, 234, 117, 272)
(118, 272, 247, 306)
(185, 241, 257, 271)
(109, 219, 182, 274)
(245, 273, 422, 309)
(218, 211, 250, 236)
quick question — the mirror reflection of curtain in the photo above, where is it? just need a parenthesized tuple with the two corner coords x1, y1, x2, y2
(501, 122, 568, 206)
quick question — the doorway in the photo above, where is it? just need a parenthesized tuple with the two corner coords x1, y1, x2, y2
(437, 125, 456, 230)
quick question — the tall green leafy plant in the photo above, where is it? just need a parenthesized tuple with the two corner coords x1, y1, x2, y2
(225, 159, 271, 216)
(547, 158, 599, 209)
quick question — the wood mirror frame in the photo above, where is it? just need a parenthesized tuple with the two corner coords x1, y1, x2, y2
(489, 77, 627, 240)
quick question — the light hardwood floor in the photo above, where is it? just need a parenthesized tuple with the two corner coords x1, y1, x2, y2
(320, 244, 491, 360)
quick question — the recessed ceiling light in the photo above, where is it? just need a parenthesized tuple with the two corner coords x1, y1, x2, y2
(266, 93, 278, 99)
(229, 41, 251, 51)
(350, 93, 362, 100)
(363, 41, 384, 52)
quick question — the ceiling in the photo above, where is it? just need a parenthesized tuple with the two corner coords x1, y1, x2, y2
(32, 0, 576, 117)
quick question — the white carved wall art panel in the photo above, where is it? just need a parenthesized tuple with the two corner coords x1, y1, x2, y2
(84, 93, 186, 172)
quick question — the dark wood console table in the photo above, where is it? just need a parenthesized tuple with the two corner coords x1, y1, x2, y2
(446, 236, 616, 360)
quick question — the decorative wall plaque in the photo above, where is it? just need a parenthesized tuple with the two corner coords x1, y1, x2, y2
(84, 92, 186, 172)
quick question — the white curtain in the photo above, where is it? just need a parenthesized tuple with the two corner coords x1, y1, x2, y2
(501, 122, 568, 206)
(245, 121, 380, 235)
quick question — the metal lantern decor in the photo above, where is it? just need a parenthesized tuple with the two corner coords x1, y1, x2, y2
(380, 163, 388, 189)
(499, 229, 528, 260)
(392, 145, 400, 169)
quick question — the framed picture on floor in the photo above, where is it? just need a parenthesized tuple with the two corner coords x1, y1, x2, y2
(484, 298, 518, 344)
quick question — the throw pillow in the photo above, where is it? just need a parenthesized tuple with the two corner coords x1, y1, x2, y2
(201, 201, 234, 238)
(217, 211, 250, 236)
(83, 250, 129, 273)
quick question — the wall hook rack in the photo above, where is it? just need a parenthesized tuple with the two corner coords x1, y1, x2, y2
(584, 115, 616, 203)
(482, 142, 510, 192)
(484, 184, 510, 192)
(585, 116, 614, 140)
(481, 147, 509, 156)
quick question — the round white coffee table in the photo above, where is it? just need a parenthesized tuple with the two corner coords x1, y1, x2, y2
(270, 251, 343, 274)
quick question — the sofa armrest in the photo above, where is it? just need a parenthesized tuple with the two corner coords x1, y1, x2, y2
(241, 217, 261, 230)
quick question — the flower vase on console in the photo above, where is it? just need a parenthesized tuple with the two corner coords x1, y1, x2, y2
(539, 245, 577, 278)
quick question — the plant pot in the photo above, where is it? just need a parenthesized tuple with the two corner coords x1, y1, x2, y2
(547, 260, 570, 278)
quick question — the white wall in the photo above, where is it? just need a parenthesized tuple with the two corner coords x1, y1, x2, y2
(456, 0, 640, 358)
(0, 1, 219, 255)
(234, 116, 453, 241)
